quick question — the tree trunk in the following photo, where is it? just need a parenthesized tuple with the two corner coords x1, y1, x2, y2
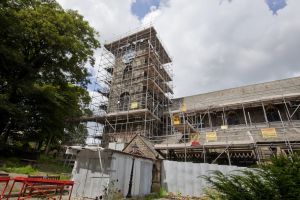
(36, 139, 44, 151)
(45, 134, 53, 155)
(1, 119, 11, 144)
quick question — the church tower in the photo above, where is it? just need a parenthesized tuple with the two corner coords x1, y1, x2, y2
(100, 27, 173, 145)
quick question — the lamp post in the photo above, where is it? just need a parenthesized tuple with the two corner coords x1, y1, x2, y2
(126, 143, 139, 198)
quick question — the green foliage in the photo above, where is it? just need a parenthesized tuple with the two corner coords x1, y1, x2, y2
(0, 155, 72, 176)
(159, 187, 168, 197)
(36, 155, 72, 174)
(261, 154, 300, 199)
(0, 157, 37, 174)
(203, 154, 300, 200)
(59, 173, 71, 180)
(204, 170, 278, 200)
(0, 0, 100, 147)
(1, 165, 37, 174)
(144, 187, 168, 200)
(0, 0, 100, 86)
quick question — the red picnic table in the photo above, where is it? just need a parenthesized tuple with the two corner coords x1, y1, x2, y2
(4, 177, 74, 200)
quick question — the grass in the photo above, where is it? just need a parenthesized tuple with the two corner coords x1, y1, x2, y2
(144, 188, 168, 200)
(60, 173, 71, 180)
(0, 157, 37, 174)
(1, 165, 37, 174)
(36, 155, 72, 174)
(0, 155, 72, 178)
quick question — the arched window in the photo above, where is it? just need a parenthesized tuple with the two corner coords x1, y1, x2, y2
(266, 106, 280, 122)
(227, 111, 240, 125)
(123, 64, 132, 80)
(119, 92, 130, 111)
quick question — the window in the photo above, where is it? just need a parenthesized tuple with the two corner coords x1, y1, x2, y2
(123, 64, 132, 80)
(227, 111, 240, 125)
(266, 106, 280, 122)
(119, 92, 130, 111)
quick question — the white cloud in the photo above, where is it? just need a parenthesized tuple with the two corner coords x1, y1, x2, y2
(57, 0, 140, 43)
(57, 0, 300, 99)
(56, 0, 300, 143)
(144, 0, 300, 97)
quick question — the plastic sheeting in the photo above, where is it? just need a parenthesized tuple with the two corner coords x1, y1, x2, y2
(161, 160, 246, 197)
(71, 149, 153, 199)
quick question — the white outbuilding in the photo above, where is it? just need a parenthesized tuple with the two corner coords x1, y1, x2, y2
(66, 146, 154, 199)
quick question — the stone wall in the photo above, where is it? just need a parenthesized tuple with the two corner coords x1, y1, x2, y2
(171, 76, 300, 112)
(123, 135, 157, 160)
(107, 55, 147, 113)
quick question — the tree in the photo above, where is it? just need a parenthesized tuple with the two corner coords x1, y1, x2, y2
(0, 0, 100, 148)
(26, 84, 92, 153)
(203, 155, 300, 200)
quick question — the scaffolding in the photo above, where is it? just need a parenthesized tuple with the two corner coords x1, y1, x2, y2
(154, 78, 300, 165)
(85, 26, 174, 146)
(82, 26, 300, 166)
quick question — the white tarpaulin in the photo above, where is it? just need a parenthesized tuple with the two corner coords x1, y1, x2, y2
(161, 160, 246, 197)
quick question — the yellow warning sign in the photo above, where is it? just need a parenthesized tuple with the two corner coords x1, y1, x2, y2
(206, 132, 217, 142)
(173, 115, 180, 125)
(181, 103, 187, 112)
(130, 102, 138, 109)
(221, 125, 228, 130)
(261, 128, 277, 138)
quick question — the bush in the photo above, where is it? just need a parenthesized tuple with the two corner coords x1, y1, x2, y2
(203, 154, 300, 200)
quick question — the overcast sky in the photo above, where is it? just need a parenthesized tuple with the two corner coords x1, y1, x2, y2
(57, 0, 300, 98)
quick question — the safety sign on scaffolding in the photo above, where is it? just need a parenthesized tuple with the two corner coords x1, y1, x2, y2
(206, 131, 217, 142)
(221, 125, 228, 130)
(181, 102, 187, 112)
(190, 132, 200, 146)
(172, 115, 181, 125)
(130, 102, 138, 109)
(261, 128, 277, 138)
